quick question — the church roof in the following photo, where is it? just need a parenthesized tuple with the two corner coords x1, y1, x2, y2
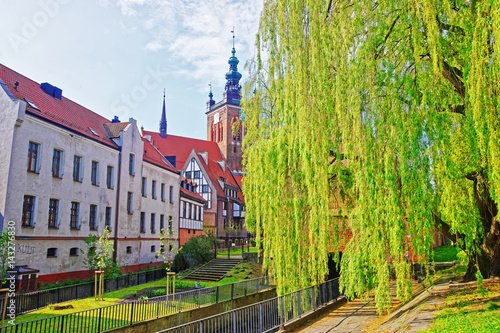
(143, 131, 224, 168)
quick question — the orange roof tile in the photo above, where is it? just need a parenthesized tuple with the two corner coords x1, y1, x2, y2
(142, 131, 223, 168)
(142, 138, 178, 174)
(0, 64, 117, 148)
(180, 187, 206, 203)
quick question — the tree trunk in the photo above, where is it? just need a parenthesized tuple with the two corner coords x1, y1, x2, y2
(435, 171, 500, 281)
(461, 172, 500, 281)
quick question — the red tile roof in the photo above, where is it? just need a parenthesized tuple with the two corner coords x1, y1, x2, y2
(0, 64, 117, 148)
(200, 156, 241, 199)
(180, 187, 206, 203)
(142, 138, 178, 174)
(143, 130, 244, 204)
(143, 131, 223, 168)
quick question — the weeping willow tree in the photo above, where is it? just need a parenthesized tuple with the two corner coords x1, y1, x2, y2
(242, 0, 500, 312)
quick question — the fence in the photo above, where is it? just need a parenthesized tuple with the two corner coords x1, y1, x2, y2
(0, 276, 273, 333)
(0, 268, 167, 316)
(158, 278, 342, 333)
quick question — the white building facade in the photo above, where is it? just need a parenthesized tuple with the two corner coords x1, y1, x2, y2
(0, 64, 180, 285)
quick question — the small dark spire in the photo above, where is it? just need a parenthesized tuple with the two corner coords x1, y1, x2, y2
(159, 89, 167, 138)
(207, 82, 215, 111)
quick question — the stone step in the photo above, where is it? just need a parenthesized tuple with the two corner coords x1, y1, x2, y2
(183, 258, 242, 282)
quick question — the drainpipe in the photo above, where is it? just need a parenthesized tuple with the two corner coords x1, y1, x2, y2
(113, 152, 122, 262)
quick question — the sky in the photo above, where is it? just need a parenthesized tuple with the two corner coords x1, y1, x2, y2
(0, 0, 263, 140)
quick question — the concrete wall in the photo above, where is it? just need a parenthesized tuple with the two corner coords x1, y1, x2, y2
(2, 113, 119, 275)
(113, 289, 277, 333)
(0, 87, 25, 231)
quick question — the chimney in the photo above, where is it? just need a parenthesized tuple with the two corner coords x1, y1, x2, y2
(199, 152, 208, 165)
(217, 160, 225, 172)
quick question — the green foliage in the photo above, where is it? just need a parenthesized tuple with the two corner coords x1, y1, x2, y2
(0, 231, 13, 283)
(178, 234, 216, 267)
(171, 252, 188, 272)
(82, 235, 98, 272)
(244, 0, 500, 312)
(82, 226, 118, 277)
(38, 279, 88, 290)
(432, 246, 459, 262)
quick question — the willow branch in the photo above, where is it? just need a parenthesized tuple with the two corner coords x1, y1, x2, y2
(441, 60, 465, 99)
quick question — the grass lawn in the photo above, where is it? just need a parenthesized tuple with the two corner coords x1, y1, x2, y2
(13, 261, 263, 327)
(432, 245, 459, 262)
(216, 246, 260, 257)
(422, 283, 500, 332)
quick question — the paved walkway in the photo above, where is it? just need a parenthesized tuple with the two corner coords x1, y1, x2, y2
(288, 280, 442, 333)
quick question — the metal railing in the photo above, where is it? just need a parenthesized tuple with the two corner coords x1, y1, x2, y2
(0, 276, 273, 333)
(0, 268, 168, 316)
(157, 278, 342, 333)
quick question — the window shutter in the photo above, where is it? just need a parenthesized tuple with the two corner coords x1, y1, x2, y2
(60, 151, 65, 177)
(97, 163, 100, 186)
(33, 197, 38, 227)
(36, 144, 43, 173)
(56, 203, 61, 228)
(80, 157, 84, 181)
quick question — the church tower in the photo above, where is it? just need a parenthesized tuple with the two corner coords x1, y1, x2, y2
(159, 89, 167, 138)
(206, 34, 244, 174)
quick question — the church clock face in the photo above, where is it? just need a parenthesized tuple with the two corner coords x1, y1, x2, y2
(213, 112, 220, 124)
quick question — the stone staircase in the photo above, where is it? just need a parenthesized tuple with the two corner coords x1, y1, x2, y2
(182, 258, 242, 282)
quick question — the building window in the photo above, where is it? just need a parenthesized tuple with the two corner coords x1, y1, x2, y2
(127, 192, 133, 214)
(168, 215, 173, 234)
(70, 247, 79, 256)
(193, 229, 196, 234)
(188, 202, 192, 219)
(47, 248, 58, 258)
(161, 183, 165, 201)
(73, 156, 83, 182)
(141, 177, 147, 197)
(169, 245, 173, 252)
(160, 245, 165, 253)
(185, 171, 191, 179)
(52, 149, 63, 178)
(129, 154, 135, 175)
(188, 229, 191, 234)
(169, 186, 174, 203)
(182, 201, 186, 218)
(152, 180, 157, 199)
(27, 142, 41, 173)
(91, 161, 99, 186)
(151, 213, 156, 233)
(70, 202, 80, 229)
(194, 171, 201, 179)
(160, 214, 165, 232)
(105, 207, 112, 230)
(89, 204, 98, 230)
(151, 245, 156, 252)
(202, 185, 209, 193)
(48, 199, 59, 228)
(22, 195, 36, 227)
(106, 166, 114, 189)
(222, 201, 227, 216)
(140, 212, 146, 233)
(126, 246, 132, 253)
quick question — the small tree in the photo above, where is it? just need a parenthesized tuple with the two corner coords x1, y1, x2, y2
(0, 232, 11, 284)
(82, 227, 114, 301)
(156, 221, 178, 294)
(82, 234, 98, 273)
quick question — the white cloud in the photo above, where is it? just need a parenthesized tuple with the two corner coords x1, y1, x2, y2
(101, 0, 263, 91)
